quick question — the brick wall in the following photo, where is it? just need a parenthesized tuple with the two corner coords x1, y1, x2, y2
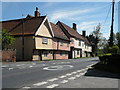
(1, 49, 16, 62)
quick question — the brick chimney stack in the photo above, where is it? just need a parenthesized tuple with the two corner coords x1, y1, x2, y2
(82, 31, 86, 37)
(73, 23, 77, 31)
(34, 7, 40, 17)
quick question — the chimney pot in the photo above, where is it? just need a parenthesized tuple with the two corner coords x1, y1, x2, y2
(82, 31, 86, 37)
(34, 7, 40, 17)
(73, 23, 77, 30)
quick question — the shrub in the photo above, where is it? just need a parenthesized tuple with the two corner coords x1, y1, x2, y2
(108, 45, 119, 54)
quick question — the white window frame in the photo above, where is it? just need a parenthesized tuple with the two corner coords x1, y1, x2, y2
(42, 37, 48, 44)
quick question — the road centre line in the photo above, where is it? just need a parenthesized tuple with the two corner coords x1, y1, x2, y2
(68, 77, 76, 80)
(22, 86, 31, 89)
(60, 80, 68, 84)
(33, 82, 48, 86)
(8, 68, 13, 70)
(59, 75, 67, 78)
(66, 73, 72, 76)
(71, 71, 77, 74)
(46, 84, 59, 88)
(75, 74, 81, 77)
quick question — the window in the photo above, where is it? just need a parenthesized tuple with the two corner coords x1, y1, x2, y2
(78, 41, 81, 46)
(82, 43, 84, 47)
(42, 37, 48, 44)
(71, 39, 74, 44)
(60, 52, 63, 56)
(60, 41, 63, 46)
(77, 50, 79, 55)
(67, 43, 69, 47)
(44, 52, 48, 57)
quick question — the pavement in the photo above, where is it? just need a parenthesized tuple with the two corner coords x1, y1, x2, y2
(2, 57, 120, 89)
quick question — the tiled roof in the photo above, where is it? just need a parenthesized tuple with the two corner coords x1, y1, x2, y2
(57, 21, 90, 44)
(1, 19, 22, 31)
(2, 16, 46, 35)
(50, 22, 69, 41)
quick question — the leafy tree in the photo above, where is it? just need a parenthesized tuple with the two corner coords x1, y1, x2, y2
(1, 29, 15, 49)
(115, 32, 120, 48)
(87, 23, 102, 56)
(108, 45, 119, 54)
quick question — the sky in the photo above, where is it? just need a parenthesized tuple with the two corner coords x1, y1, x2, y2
(1, 1, 119, 39)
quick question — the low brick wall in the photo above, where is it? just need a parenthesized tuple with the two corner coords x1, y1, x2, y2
(1, 49, 16, 62)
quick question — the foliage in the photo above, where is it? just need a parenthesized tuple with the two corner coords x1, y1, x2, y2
(87, 23, 102, 56)
(115, 32, 120, 48)
(1, 29, 15, 49)
(108, 45, 119, 54)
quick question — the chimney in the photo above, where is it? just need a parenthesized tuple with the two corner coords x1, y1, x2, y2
(73, 23, 77, 30)
(34, 7, 40, 17)
(82, 31, 86, 37)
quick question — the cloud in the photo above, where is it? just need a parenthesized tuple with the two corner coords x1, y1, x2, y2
(49, 8, 96, 22)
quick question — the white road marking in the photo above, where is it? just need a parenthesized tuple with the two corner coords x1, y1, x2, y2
(33, 82, 48, 86)
(66, 73, 72, 76)
(46, 84, 59, 88)
(22, 86, 31, 89)
(48, 78, 58, 82)
(75, 74, 81, 77)
(9, 68, 13, 70)
(2, 66, 7, 68)
(80, 72, 85, 76)
(59, 75, 66, 78)
(53, 63, 56, 64)
(29, 66, 33, 68)
(43, 65, 73, 71)
(72, 71, 77, 74)
(16, 65, 21, 66)
(68, 77, 76, 80)
(60, 80, 68, 84)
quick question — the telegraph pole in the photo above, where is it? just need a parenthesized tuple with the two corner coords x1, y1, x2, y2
(22, 15, 24, 60)
(109, 0, 115, 47)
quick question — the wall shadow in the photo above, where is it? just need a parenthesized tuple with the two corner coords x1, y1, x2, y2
(84, 68, 120, 79)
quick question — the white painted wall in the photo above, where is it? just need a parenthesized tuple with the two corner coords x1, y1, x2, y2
(71, 37, 92, 58)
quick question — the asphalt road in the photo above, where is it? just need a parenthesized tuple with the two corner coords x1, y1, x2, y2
(2, 57, 99, 89)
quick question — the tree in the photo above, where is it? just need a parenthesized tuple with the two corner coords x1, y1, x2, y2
(115, 32, 120, 48)
(1, 29, 15, 50)
(87, 23, 102, 56)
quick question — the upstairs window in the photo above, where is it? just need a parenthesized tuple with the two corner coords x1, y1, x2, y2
(78, 41, 81, 46)
(42, 37, 48, 44)
(67, 43, 69, 47)
(82, 43, 84, 47)
(60, 41, 63, 46)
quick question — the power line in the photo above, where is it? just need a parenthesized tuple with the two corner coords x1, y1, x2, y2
(102, 3, 112, 30)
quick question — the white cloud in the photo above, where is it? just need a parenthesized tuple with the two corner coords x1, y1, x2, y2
(49, 8, 96, 22)
(77, 21, 99, 35)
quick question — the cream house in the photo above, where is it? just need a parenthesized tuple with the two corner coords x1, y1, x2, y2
(2, 8, 54, 61)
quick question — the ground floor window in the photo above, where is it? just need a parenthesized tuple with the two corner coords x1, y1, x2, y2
(43, 51, 48, 57)
(77, 50, 79, 55)
(60, 52, 63, 56)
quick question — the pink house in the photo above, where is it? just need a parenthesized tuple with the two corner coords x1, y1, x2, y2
(50, 22, 70, 60)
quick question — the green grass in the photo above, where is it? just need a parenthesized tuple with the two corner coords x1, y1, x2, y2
(98, 53, 112, 57)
